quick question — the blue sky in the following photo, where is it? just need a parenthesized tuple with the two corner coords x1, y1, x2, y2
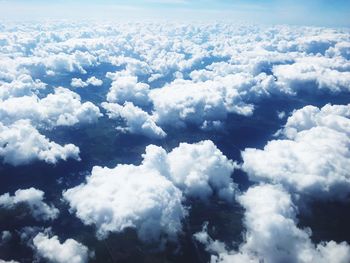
(0, 0, 349, 26)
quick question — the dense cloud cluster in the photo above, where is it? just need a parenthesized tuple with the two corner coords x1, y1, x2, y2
(0, 188, 59, 221)
(1, 22, 349, 136)
(242, 104, 350, 200)
(63, 140, 236, 241)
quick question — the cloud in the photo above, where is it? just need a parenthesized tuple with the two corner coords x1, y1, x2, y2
(281, 104, 350, 138)
(106, 71, 151, 106)
(0, 188, 59, 221)
(0, 87, 102, 128)
(71, 76, 103, 88)
(102, 101, 166, 139)
(163, 140, 237, 201)
(149, 76, 258, 128)
(195, 184, 350, 263)
(63, 159, 186, 242)
(0, 74, 46, 100)
(0, 120, 80, 165)
(42, 51, 98, 75)
(273, 56, 350, 93)
(33, 233, 89, 263)
(63, 140, 235, 242)
(242, 104, 350, 200)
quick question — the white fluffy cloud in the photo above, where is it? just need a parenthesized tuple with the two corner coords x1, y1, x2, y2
(196, 184, 350, 263)
(164, 140, 236, 201)
(242, 104, 350, 200)
(282, 103, 350, 138)
(1, 23, 349, 132)
(63, 140, 235, 242)
(106, 71, 151, 106)
(1, 21, 350, 261)
(102, 101, 166, 139)
(149, 76, 260, 128)
(0, 74, 46, 100)
(42, 51, 98, 76)
(273, 57, 350, 93)
(33, 233, 89, 263)
(71, 76, 103, 88)
(63, 160, 186, 242)
(0, 188, 59, 221)
(0, 87, 101, 128)
(0, 120, 80, 165)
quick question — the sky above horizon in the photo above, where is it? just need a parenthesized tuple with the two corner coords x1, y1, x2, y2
(0, 0, 349, 26)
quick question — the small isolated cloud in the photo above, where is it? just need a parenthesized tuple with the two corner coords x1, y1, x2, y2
(241, 104, 350, 200)
(0, 120, 80, 165)
(195, 184, 350, 263)
(63, 140, 235, 243)
(33, 233, 89, 263)
(71, 76, 103, 88)
(102, 102, 166, 139)
(0, 188, 59, 221)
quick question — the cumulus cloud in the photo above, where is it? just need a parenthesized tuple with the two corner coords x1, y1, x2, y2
(273, 57, 350, 93)
(63, 160, 186, 242)
(33, 233, 89, 263)
(282, 103, 350, 138)
(1, 22, 349, 131)
(195, 184, 350, 263)
(42, 51, 98, 75)
(106, 71, 151, 106)
(102, 102, 166, 139)
(163, 140, 237, 201)
(0, 74, 46, 100)
(0, 120, 80, 165)
(242, 104, 350, 200)
(149, 76, 261, 128)
(0, 87, 102, 128)
(1, 21, 350, 261)
(0, 188, 59, 221)
(63, 140, 235, 242)
(71, 76, 103, 88)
